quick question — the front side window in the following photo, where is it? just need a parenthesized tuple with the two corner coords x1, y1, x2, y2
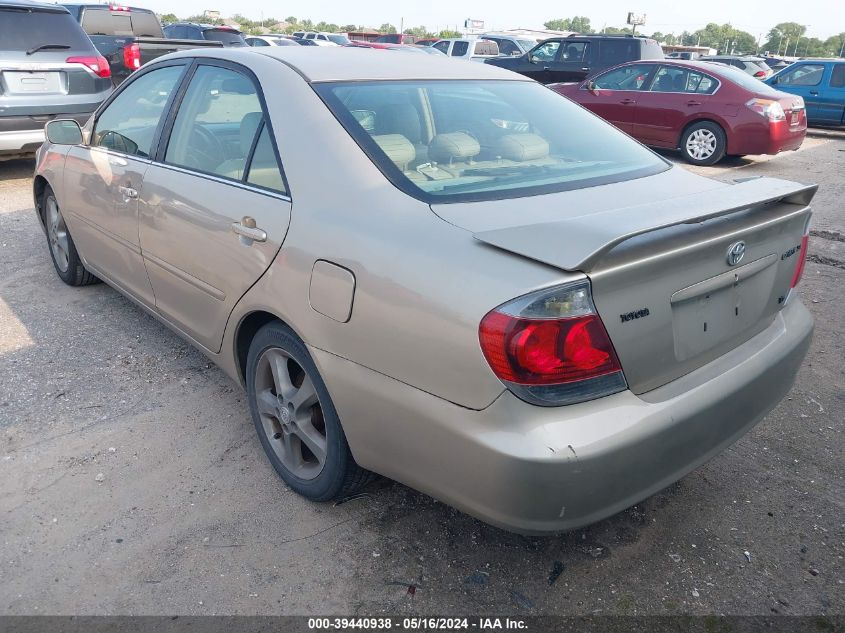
(778, 64, 825, 86)
(593, 64, 654, 90)
(531, 41, 560, 62)
(432, 41, 450, 54)
(93, 65, 184, 157)
(317, 80, 668, 203)
(164, 65, 262, 179)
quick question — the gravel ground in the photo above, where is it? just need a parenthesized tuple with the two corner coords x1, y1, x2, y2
(1, 132, 843, 616)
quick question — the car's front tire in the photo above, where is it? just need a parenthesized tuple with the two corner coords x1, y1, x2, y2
(41, 185, 99, 286)
(245, 322, 370, 501)
(680, 121, 726, 166)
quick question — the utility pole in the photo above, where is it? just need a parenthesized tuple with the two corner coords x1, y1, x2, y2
(400, 17, 403, 35)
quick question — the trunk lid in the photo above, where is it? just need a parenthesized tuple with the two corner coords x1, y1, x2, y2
(433, 171, 816, 394)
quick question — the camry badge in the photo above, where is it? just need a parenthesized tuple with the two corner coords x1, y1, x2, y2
(727, 241, 746, 266)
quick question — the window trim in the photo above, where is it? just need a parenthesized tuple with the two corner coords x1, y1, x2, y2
(89, 59, 190, 160)
(153, 58, 291, 198)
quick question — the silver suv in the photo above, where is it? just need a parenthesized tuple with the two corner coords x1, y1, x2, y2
(0, 0, 112, 157)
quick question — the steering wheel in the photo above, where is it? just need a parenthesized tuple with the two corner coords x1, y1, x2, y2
(185, 125, 226, 171)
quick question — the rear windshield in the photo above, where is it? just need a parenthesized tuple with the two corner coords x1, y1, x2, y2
(317, 80, 668, 203)
(702, 62, 782, 94)
(80, 9, 163, 37)
(204, 29, 246, 46)
(0, 8, 93, 52)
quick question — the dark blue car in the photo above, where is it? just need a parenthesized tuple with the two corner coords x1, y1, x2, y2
(766, 59, 845, 126)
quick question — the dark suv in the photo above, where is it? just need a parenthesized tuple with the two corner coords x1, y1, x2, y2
(1, 0, 112, 157)
(486, 34, 664, 84)
(163, 23, 247, 47)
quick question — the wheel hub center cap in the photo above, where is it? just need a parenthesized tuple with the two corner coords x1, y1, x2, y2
(278, 403, 291, 425)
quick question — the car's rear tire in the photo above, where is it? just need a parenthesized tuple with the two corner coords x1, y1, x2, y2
(41, 185, 99, 286)
(680, 121, 726, 166)
(245, 321, 371, 501)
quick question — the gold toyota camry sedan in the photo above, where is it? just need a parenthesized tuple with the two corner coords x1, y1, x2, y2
(33, 48, 815, 534)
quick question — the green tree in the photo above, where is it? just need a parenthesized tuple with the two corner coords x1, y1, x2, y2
(763, 22, 806, 55)
(158, 13, 178, 24)
(603, 26, 633, 35)
(379, 23, 397, 34)
(543, 17, 592, 33)
(315, 22, 338, 32)
(826, 33, 845, 57)
(405, 26, 433, 38)
(544, 18, 571, 31)
(341, 24, 359, 32)
(437, 29, 461, 38)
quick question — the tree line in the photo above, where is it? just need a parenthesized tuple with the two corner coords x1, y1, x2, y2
(544, 16, 845, 57)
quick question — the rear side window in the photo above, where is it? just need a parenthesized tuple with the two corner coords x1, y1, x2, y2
(93, 65, 184, 157)
(829, 64, 845, 88)
(561, 41, 588, 62)
(487, 38, 518, 55)
(0, 8, 93, 52)
(649, 66, 718, 94)
(598, 40, 637, 65)
(246, 126, 286, 193)
(451, 41, 469, 57)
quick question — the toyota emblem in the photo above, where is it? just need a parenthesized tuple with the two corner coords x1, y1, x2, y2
(727, 241, 746, 266)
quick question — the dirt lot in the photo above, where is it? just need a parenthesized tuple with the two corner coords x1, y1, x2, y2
(1, 132, 843, 616)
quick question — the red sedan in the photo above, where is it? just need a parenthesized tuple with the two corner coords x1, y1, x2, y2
(551, 60, 807, 165)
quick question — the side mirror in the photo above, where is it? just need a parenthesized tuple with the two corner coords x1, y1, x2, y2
(45, 119, 82, 145)
(585, 80, 599, 95)
(528, 54, 538, 64)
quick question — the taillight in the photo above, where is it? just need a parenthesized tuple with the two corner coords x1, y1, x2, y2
(746, 98, 785, 121)
(66, 55, 111, 78)
(790, 234, 810, 288)
(479, 280, 626, 406)
(754, 70, 766, 78)
(123, 43, 141, 70)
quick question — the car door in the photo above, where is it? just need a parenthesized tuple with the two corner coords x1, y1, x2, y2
(577, 63, 656, 134)
(61, 62, 187, 306)
(771, 63, 826, 122)
(522, 40, 562, 83)
(138, 60, 291, 352)
(551, 40, 591, 83)
(632, 65, 717, 146)
(817, 63, 845, 125)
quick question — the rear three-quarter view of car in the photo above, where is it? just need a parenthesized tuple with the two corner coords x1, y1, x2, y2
(552, 60, 807, 165)
(32, 48, 815, 534)
(0, 0, 112, 158)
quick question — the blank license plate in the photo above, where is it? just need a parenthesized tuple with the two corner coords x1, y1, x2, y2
(4, 71, 62, 94)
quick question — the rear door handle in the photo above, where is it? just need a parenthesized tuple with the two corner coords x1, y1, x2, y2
(118, 185, 138, 199)
(809, 90, 819, 96)
(581, 67, 590, 72)
(231, 216, 266, 243)
(620, 98, 636, 105)
(686, 100, 702, 106)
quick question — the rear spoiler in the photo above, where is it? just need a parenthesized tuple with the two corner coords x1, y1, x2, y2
(472, 177, 817, 272)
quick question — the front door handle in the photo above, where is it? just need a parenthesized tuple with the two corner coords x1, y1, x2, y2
(686, 100, 702, 106)
(620, 98, 636, 105)
(109, 156, 128, 167)
(231, 216, 267, 244)
(118, 185, 138, 199)
(809, 90, 819, 96)
(581, 67, 590, 72)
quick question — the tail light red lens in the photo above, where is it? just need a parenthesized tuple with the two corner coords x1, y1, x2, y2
(754, 70, 766, 78)
(790, 234, 810, 288)
(479, 280, 626, 406)
(123, 43, 141, 70)
(66, 55, 111, 78)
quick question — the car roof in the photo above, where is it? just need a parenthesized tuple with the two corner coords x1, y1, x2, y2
(1, 0, 70, 11)
(163, 47, 529, 82)
(62, 3, 154, 11)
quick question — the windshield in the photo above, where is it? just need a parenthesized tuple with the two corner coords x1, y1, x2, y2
(328, 34, 350, 45)
(1, 8, 93, 52)
(317, 80, 669, 203)
(205, 29, 246, 46)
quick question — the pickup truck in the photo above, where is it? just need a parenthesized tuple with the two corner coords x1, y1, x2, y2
(766, 59, 845, 126)
(61, 4, 223, 85)
(431, 39, 500, 62)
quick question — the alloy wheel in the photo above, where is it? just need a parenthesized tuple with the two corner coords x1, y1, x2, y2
(45, 196, 70, 273)
(254, 347, 327, 480)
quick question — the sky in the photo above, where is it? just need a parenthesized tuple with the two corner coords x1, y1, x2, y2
(142, 0, 842, 40)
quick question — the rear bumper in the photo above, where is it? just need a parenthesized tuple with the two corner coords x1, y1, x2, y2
(313, 299, 813, 534)
(0, 113, 92, 153)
